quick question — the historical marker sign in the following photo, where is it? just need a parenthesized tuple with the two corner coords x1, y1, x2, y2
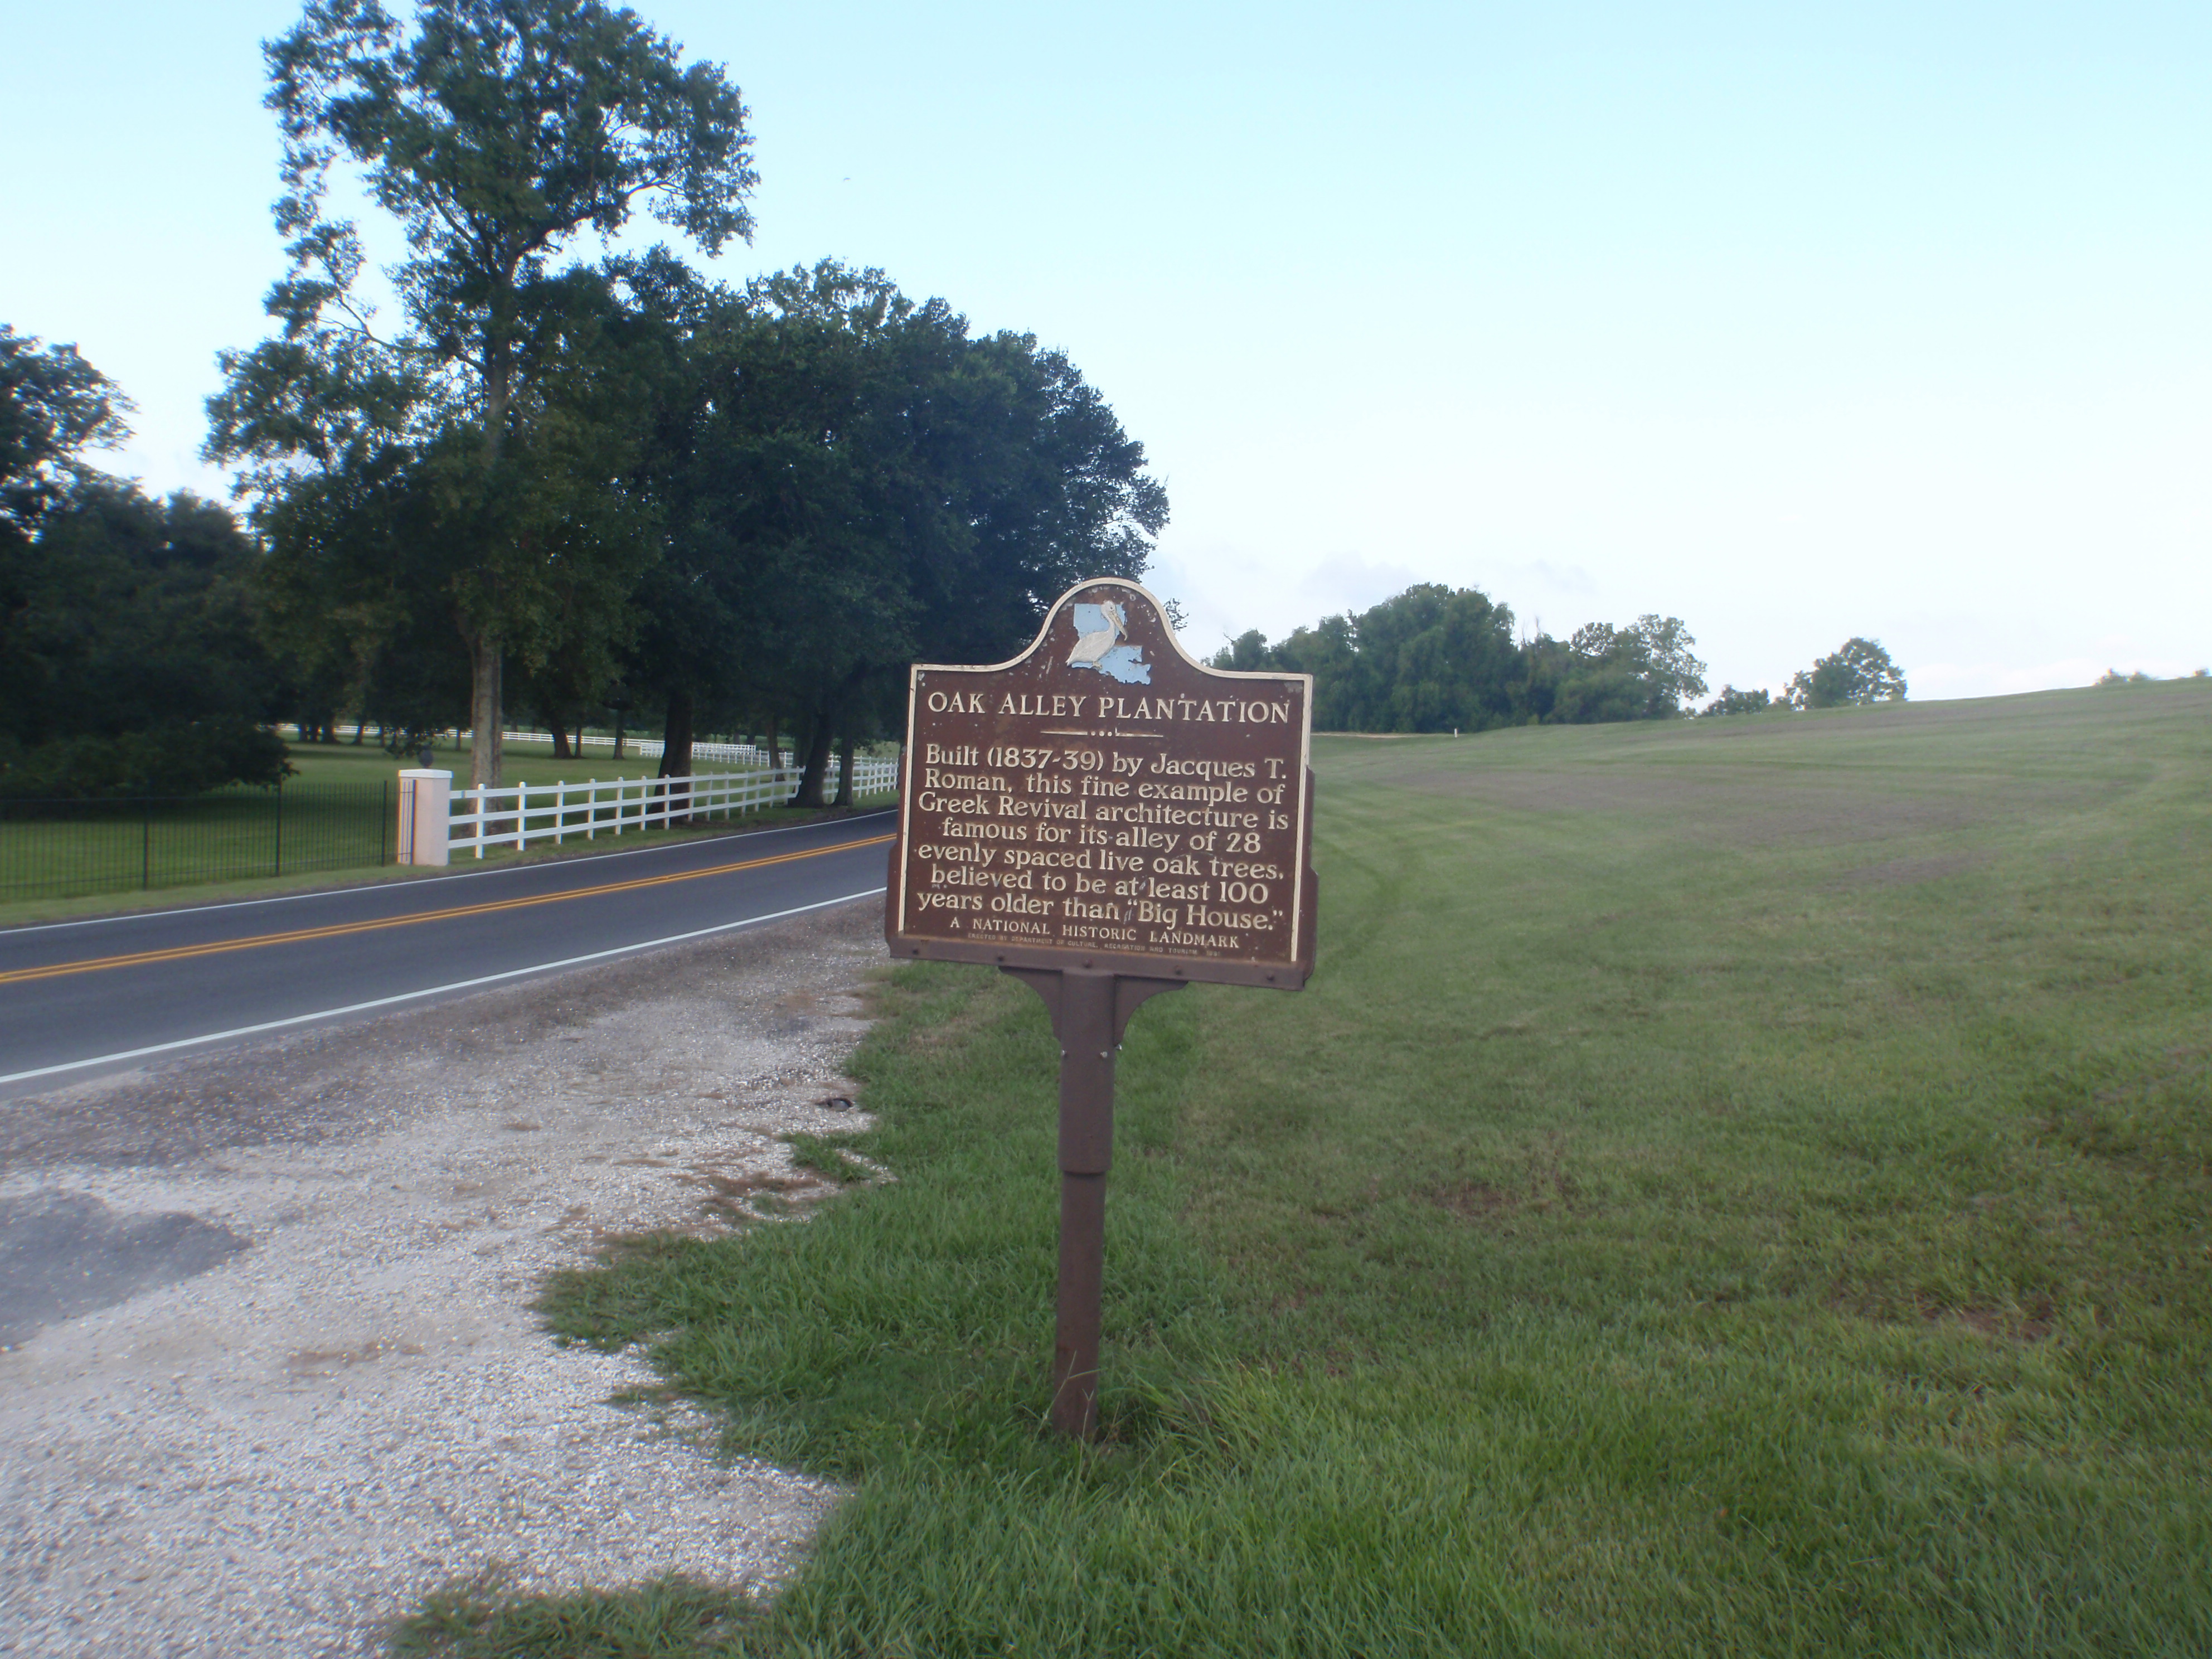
(888, 577, 1316, 988)
(886, 578, 1317, 1440)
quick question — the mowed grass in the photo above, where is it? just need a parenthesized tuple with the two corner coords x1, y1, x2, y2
(406, 681, 2211, 1658)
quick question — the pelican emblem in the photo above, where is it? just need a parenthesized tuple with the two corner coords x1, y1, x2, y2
(1065, 598, 1152, 685)
(1068, 599, 1126, 667)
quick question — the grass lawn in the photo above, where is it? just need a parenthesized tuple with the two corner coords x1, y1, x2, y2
(404, 682, 2210, 1657)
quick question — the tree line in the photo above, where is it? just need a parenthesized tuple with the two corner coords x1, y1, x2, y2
(3, 0, 1165, 802)
(1210, 585, 1909, 732)
(0, 329, 294, 795)
(1207, 586, 1709, 732)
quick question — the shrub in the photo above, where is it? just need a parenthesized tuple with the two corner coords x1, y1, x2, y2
(0, 718, 293, 799)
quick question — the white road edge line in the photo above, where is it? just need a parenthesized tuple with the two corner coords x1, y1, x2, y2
(0, 886, 888, 1089)
(0, 810, 898, 937)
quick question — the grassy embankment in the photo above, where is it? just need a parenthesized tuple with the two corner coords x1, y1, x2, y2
(0, 739, 886, 925)
(405, 682, 2210, 1657)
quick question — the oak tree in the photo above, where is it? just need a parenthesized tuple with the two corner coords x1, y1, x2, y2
(1788, 637, 1907, 708)
(208, 0, 756, 789)
(2, 326, 135, 544)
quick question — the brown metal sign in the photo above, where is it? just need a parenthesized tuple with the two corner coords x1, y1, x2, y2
(887, 578, 1316, 989)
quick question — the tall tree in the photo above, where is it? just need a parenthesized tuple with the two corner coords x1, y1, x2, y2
(1, 478, 291, 794)
(1258, 585, 1521, 733)
(1, 334, 293, 793)
(1368, 585, 1521, 731)
(1539, 615, 1707, 722)
(1269, 614, 1363, 728)
(1788, 637, 1907, 708)
(1210, 629, 1274, 672)
(638, 261, 1168, 806)
(3, 328, 139, 746)
(1, 327, 135, 544)
(208, 0, 756, 789)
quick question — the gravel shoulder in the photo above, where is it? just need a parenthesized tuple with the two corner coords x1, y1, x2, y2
(0, 898, 887, 1658)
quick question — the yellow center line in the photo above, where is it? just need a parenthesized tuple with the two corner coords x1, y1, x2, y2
(0, 834, 898, 987)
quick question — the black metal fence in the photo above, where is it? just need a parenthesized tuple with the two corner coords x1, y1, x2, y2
(0, 781, 391, 904)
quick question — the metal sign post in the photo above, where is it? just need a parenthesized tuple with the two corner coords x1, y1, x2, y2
(887, 578, 1316, 1438)
(1001, 966, 1183, 1435)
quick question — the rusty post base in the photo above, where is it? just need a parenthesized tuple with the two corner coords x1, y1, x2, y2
(1052, 1171, 1107, 1437)
(1005, 967, 1185, 1439)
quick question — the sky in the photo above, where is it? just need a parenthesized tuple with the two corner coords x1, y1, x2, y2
(4, 1, 2206, 700)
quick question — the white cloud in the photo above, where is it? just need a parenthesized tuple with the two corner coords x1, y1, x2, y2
(1294, 552, 1427, 617)
(1144, 544, 1428, 648)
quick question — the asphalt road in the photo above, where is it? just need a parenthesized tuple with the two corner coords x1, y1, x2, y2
(0, 811, 895, 1099)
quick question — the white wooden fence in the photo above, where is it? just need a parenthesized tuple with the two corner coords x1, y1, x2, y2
(446, 758, 899, 858)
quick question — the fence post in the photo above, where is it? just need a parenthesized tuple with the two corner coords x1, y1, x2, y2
(397, 769, 452, 866)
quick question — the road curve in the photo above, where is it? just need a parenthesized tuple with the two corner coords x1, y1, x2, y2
(0, 811, 895, 1098)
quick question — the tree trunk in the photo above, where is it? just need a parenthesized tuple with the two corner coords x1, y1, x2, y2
(793, 717, 834, 808)
(468, 631, 503, 792)
(762, 715, 778, 771)
(550, 716, 572, 760)
(657, 688, 695, 780)
(472, 286, 513, 795)
(657, 687, 695, 825)
(834, 731, 855, 808)
(612, 707, 625, 760)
